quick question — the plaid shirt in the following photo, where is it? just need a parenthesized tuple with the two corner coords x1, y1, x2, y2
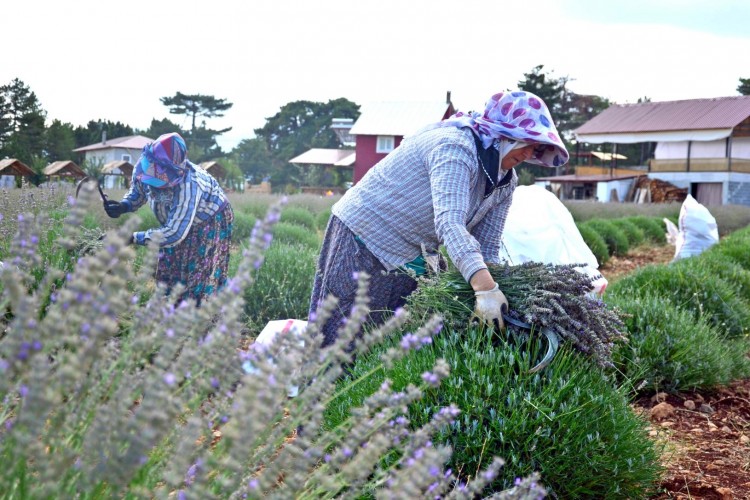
(333, 126, 517, 283)
(122, 162, 229, 247)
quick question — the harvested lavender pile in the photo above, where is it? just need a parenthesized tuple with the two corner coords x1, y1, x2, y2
(407, 262, 627, 368)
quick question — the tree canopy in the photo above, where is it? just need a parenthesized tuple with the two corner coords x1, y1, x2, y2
(0, 78, 47, 164)
(160, 92, 233, 135)
(738, 78, 750, 96)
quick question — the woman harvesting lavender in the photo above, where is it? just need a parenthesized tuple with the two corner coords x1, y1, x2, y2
(103, 132, 234, 305)
(311, 91, 569, 346)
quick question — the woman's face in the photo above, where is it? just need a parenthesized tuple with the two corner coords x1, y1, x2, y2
(500, 144, 537, 170)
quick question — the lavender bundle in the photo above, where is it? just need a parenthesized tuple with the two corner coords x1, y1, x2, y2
(408, 262, 627, 368)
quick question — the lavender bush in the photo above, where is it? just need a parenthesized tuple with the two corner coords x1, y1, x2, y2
(0, 185, 544, 499)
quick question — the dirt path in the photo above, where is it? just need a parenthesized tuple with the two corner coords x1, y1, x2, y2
(600, 245, 750, 498)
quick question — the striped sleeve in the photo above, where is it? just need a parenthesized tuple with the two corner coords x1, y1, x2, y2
(143, 177, 200, 247)
(121, 171, 148, 212)
(428, 140, 486, 282)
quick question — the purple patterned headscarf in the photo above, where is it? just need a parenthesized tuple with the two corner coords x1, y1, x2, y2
(134, 132, 189, 188)
(423, 91, 569, 168)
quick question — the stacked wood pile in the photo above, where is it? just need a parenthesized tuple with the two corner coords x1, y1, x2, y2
(633, 177, 688, 203)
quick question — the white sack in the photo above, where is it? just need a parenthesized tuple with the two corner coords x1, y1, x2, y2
(500, 185, 608, 295)
(242, 319, 308, 397)
(672, 194, 719, 261)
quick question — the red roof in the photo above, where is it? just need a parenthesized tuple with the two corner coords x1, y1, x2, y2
(575, 96, 750, 135)
(73, 135, 153, 152)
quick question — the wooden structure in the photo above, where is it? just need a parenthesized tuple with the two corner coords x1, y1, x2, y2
(574, 95, 750, 206)
(199, 161, 227, 179)
(349, 92, 455, 183)
(246, 181, 271, 194)
(0, 158, 35, 177)
(43, 161, 85, 179)
(102, 160, 134, 188)
(633, 177, 688, 203)
(0, 158, 35, 188)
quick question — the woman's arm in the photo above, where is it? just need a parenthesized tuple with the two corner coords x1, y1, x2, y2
(133, 178, 200, 247)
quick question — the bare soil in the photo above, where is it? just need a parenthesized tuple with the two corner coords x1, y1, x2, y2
(601, 246, 750, 499)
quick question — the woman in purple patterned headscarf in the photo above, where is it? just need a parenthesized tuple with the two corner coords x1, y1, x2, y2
(103, 132, 234, 306)
(311, 91, 568, 346)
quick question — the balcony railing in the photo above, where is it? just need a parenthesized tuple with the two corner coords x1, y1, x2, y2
(649, 158, 750, 173)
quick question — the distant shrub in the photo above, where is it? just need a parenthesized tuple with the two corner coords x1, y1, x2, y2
(576, 223, 610, 265)
(611, 219, 646, 247)
(243, 242, 317, 327)
(626, 216, 666, 244)
(133, 205, 159, 232)
(233, 200, 269, 220)
(606, 293, 750, 393)
(231, 211, 256, 244)
(280, 206, 316, 231)
(581, 219, 630, 256)
(272, 222, 321, 249)
(316, 209, 332, 231)
(564, 201, 680, 222)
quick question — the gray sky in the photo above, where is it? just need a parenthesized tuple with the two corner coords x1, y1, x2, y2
(3, 0, 749, 151)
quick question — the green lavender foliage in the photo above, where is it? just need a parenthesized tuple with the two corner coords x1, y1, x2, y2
(316, 209, 332, 231)
(407, 263, 627, 368)
(707, 225, 750, 269)
(624, 216, 666, 244)
(579, 219, 630, 257)
(326, 326, 662, 498)
(607, 262, 750, 338)
(606, 294, 750, 393)
(576, 223, 609, 266)
(280, 206, 317, 231)
(610, 219, 646, 247)
(1, 186, 543, 499)
(242, 242, 318, 328)
(272, 222, 321, 249)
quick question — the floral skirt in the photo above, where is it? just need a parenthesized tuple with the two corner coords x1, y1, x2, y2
(156, 204, 234, 305)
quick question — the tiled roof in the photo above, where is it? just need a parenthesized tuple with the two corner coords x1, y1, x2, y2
(575, 96, 750, 135)
(73, 135, 153, 152)
(349, 101, 452, 137)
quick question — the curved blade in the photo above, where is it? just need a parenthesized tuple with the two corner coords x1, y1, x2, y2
(75, 176, 92, 198)
(502, 313, 560, 374)
(528, 328, 560, 374)
(74, 176, 108, 202)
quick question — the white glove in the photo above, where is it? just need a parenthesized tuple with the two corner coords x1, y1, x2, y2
(473, 283, 508, 330)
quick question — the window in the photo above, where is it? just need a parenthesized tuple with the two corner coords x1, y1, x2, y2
(122, 154, 131, 162)
(376, 136, 395, 153)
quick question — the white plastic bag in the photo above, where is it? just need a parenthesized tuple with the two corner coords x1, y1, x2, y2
(672, 194, 719, 261)
(242, 319, 308, 397)
(500, 185, 608, 295)
(663, 218, 679, 246)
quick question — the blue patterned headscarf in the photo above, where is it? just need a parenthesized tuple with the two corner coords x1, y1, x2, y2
(421, 91, 569, 168)
(134, 132, 189, 188)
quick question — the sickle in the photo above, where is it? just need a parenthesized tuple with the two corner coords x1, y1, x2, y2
(502, 312, 560, 374)
(75, 176, 108, 202)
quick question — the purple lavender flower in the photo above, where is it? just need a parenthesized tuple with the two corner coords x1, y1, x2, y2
(164, 373, 176, 386)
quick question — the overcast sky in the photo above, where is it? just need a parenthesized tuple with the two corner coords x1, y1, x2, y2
(3, 0, 749, 151)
